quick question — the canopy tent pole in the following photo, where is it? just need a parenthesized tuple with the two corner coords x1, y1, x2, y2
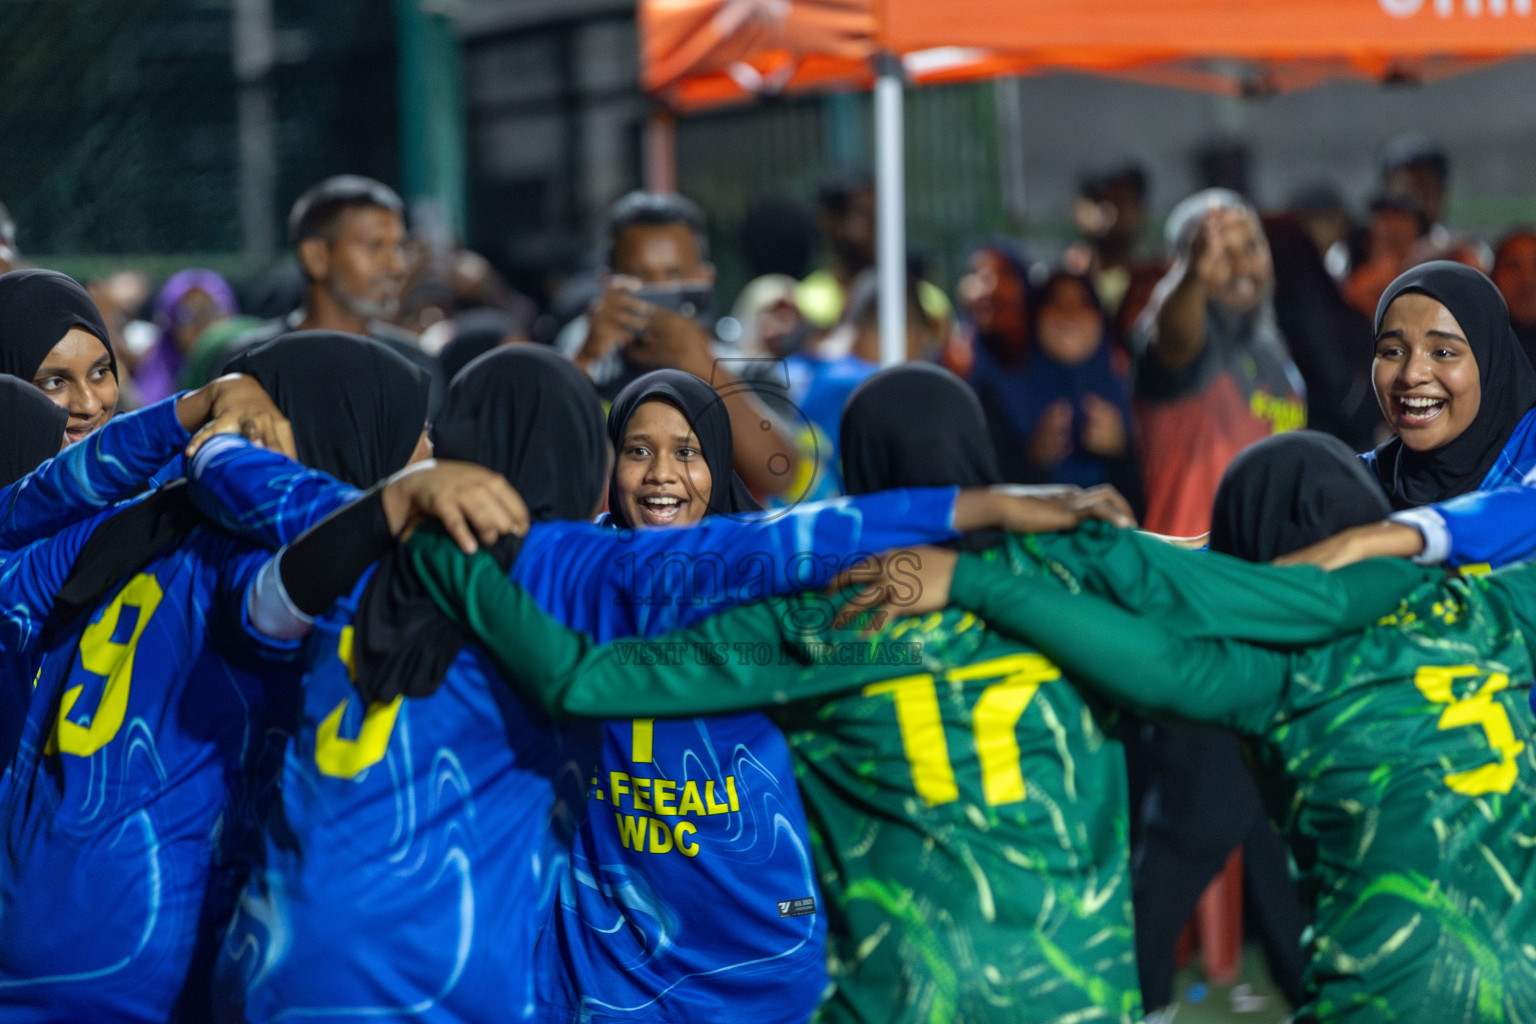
(874, 52, 907, 367)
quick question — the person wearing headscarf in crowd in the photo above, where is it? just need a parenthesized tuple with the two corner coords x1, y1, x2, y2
(1492, 227, 1536, 367)
(0, 268, 119, 445)
(958, 240, 1034, 374)
(1281, 261, 1536, 571)
(205, 352, 1049, 1023)
(916, 431, 1536, 1024)
(958, 242, 1038, 480)
(0, 332, 451, 1024)
(0, 200, 19, 275)
(135, 269, 240, 404)
(1132, 188, 1306, 537)
(981, 269, 1144, 514)
(727, 273, 807, 358)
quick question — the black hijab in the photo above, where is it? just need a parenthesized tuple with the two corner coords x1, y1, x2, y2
(841, 362, 1002, 552)
(224, 330, 430, 488)
(51, 330, 429, 629)
(605, 369, 761, 526)
(433, 346, 609, 522)
(842, 362, 1002, 494)
(0, 269, 115, 381)
(1210, 431, 1392, 562)
(0, 374, 67, 489)
(1371, 261, 1536, 510)
(353, 345, 610, 703)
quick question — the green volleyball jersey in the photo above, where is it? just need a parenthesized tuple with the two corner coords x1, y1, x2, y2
(405, 522, 1431, 1024)
(953, 548, 1536, 1024)
(782, 608, 1139, 1024)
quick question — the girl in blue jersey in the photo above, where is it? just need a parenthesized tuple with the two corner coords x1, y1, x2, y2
(1283, 261, 1536, 570)
(0, 332, 466, 1024)
(553, 368, 829, 1024)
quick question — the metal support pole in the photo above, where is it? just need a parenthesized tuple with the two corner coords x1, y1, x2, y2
(995, 76, 1028, 229)
(233, 0, 276, 257)
(874, 52, 906, 367)
(644, 110, 677, 193)
(397, 0, 467, 242)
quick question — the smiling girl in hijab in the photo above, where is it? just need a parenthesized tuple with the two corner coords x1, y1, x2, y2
(0, 331, 436, 1024)
(0, 269, 119, 445)
(1281, 261, 1536, 570)
(604, 366, 760, 527)
(547, 366, 833, 1024)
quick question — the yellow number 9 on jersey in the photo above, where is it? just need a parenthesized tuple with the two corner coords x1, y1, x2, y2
(50, 573, 164, 757)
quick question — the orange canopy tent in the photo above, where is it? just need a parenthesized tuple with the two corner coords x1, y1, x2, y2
(644, 0, 1536, 109)
(640, 0, 1536, 362)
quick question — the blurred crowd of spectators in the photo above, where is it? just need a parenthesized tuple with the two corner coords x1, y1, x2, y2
(6, 132, 1532, 540)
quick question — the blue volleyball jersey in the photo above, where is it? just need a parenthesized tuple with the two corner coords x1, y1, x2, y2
(0, 395, 191, 763)
(1368, 406, 1536, 568)
(216, 572, 597, 1024)
(0, 444, 356, 1024)
(510, 488, 959, 1024)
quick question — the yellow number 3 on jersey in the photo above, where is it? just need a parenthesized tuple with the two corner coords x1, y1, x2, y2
(314, 626, 403, 779)
(50, 573, 164, 757)
(1414, 664, 1526, 796)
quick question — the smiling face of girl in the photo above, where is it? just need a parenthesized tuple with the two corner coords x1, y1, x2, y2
(32, 328, 118, 446)
(1373, 291, 1482, 452)
(612, 399, 714, 528)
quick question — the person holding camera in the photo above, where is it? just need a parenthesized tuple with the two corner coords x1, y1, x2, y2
(561, 191, 799, 500)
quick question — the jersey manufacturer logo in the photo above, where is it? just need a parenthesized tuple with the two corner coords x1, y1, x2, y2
(777, 897, 816, 918)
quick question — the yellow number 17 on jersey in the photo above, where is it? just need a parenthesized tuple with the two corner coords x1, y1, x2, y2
(864, 652, 1060, 809)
